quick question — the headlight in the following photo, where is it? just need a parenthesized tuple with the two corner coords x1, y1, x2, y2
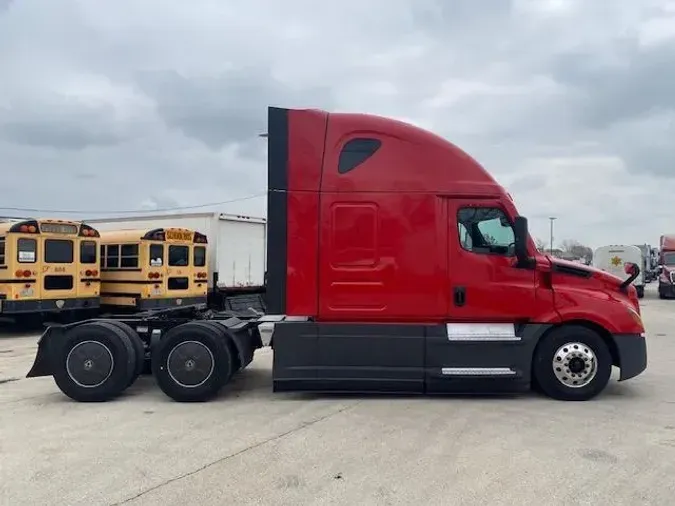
(627, 305, 643, 327)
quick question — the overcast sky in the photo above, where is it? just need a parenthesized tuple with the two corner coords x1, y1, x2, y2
(1, 0, 674, 249)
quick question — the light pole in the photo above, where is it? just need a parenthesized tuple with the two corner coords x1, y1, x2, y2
(549, 217, 556, 255)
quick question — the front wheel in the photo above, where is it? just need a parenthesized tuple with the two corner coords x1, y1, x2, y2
(636, 286, 645, 299)
(532, 325, 612, 401)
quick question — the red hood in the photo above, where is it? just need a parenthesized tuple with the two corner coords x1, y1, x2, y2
(548, 257, 624, 285)
(547, 256, 641, 311)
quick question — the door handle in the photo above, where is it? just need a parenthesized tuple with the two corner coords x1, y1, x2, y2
(453, 286, 466, 307)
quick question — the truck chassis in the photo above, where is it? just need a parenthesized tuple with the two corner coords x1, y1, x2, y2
(26, 305, 646, 403)
(27, 306, 267, 402)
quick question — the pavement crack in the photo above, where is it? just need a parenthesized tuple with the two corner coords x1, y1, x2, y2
(110, 401, 360, 505)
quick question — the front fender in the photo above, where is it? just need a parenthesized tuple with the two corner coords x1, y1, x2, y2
(556, 306, 643, 335)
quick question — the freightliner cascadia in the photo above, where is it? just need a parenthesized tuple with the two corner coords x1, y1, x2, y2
(27, 106, 647, 403)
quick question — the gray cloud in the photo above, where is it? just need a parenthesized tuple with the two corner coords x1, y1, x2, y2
(0, 100, 124, 150)
(134, 68, 334, 150)
(549, 42, 675, 129)
(0, 0, 674, 247)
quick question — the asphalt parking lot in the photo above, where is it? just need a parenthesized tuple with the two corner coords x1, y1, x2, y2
(1, 284, 675, 506)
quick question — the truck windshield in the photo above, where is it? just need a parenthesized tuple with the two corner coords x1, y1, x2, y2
(663, 252, 675, 265)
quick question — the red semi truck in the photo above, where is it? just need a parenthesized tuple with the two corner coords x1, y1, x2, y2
(27, 106, 647, 402)
(658, 234, 675, 299)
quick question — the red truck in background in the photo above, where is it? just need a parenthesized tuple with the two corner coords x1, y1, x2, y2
(27, 106, 647, 403)
(658, 234, 675, 299)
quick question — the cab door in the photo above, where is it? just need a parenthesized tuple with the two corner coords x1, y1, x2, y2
(42, 236, 78, 302)
(146, 242, 167, 301)
(447, 200, 536, 321)
(166, 242, 191, 305)
(77, 239, 99, 301)
(423, 200, 538, 394)
(15, 235, 40, 302)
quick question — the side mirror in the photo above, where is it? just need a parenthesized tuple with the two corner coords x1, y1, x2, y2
(620, 262, 641, 293)
(513, 216, 530, 266)
(624, 262, 639, 276)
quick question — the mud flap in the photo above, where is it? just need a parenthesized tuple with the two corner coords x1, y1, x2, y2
(212, 317, 259, 371)
(26, 326, 66, 378)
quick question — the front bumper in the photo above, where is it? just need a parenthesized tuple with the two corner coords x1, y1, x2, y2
(0, 297, 99, 314)
(659, 282, 675, 297)
(611, 333, 647, 381)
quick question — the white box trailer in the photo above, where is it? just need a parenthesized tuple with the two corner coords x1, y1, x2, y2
(86, 212, 267, 309)
(593, 244, 645, 298)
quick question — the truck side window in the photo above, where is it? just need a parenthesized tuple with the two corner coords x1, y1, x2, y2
(457, 207, 515, 256)
(458, 223, 473, 249)
(338, 138, 381, 174)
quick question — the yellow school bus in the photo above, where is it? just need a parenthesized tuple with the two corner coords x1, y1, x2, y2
(99, 227, 208, 311)
(0, 218, 100, 318)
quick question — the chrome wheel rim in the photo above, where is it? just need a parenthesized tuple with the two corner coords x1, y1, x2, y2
(552, 342, 597, 388)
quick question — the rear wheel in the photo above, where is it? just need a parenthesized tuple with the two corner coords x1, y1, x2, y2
(151, 322, 234, 402)
(100, 320, 146, 388)
(532, 325, 612, 401)
(52, 322, 137, 402)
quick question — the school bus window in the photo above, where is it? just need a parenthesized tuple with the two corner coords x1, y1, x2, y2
(45, 239, 73, 263)
(149, 244, 163, 266)
(105, 244, 120, 268)
(18, 238, 37, 263)
(0, 237, 5, 264)
(120, 244, 139, 268)
(194, 246, 206, 267)
(169, 245, 189, 266)
(80, 241, 97, 264)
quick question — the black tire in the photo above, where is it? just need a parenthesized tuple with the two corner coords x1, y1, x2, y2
(101, 320, 146, 388)
(191, 321, 241, 372)
(532, 325, 612, 401)
(636, 286, 644, 299)
(52, 322, 137, 402)
(151, 321, 234, 402)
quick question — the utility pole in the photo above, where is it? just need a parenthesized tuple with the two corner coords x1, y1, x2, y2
(549, 217, 556, 255)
